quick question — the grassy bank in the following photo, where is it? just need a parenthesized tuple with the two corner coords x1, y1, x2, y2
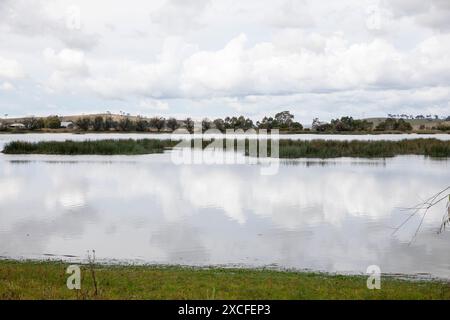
(3, 138, 450, 158)
(0, 260, 449, 300)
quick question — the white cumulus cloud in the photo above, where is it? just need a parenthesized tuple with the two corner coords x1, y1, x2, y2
(0, 56, 24, 79)
(1, 0, 450, 119)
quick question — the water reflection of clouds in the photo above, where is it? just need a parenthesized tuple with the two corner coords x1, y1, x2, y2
(0, 155, 449, 276)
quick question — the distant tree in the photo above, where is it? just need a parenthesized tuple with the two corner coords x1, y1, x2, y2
(202, 118, 212, 132)
(230, 116, 239, 129)
(224, 117, 233, 129)
(291, 122, 303, 130)
(104, 116, 116, 131)
(22, 118, 33, 130)
(239, 116, 246, 129)
(243, 117, 254, 130)
(157, 118, 166, 131)
(185, 118, 195, 133)
(149, 117, 159, 130)
(230, 116, 253, 130)
(76, 117, 91, 131)
(37, 118, 45, 129)
(257, 116, 276, 130)
(437, 124, 450, 131)
(36, 118, 45, 130)
(23, 117, 44, 130)
(118, 117, 135, 131)
(235, 116, 244, 129)
(93, 116, 104, 131)
(274, 111, 294, 129)
(375, 118, 395, 131)
(311, 118, 322, 130)
(213, 118, 225, 132)
(45, 116, 61, 129)
(396, 119, 413, 131)
(315, 123, 333, 132)
(311, 118, 332, 132)
(257, 111, 301, 131)
(149, 117, 165, 131)
(135, 118, 148, 132)
(167, 118, 179, 131)
(217, 116, 254, 130)
(375, 118, 412, 131)
(330, 116, 372, 132)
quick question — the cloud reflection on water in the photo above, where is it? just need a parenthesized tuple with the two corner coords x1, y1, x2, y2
(0, 153, 449, 277)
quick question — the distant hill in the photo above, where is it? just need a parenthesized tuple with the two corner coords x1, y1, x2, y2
(59, 113, 149, 122)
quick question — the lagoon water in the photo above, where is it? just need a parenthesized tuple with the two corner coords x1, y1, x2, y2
(1, 133, 450, 278)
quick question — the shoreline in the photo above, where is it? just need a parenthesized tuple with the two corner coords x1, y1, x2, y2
(1, 259, 449, 300)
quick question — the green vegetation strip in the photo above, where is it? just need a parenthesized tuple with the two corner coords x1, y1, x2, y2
(2, 138, 450, 158)
(0, 260, 449, 300)
(2, 139, 179, 155)
(275, 138, 450, 158)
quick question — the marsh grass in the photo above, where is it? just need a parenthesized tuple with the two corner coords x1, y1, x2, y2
(2, 139, 178, 155)
(2, 138, 450, 158)
(272, 138, 450, 158)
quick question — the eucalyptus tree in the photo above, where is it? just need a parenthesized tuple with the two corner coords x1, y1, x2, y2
(202, 118, 212, 132)
(167, 118, 179, 131)
(93, 116, 105, 131)
(150, 117, 166, 132)
(185, 118, 195, 133)
(76, 117, 91, 131)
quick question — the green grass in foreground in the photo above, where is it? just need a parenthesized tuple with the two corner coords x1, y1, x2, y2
(2, 138, 450, 158)
(0, 260, 449, 300)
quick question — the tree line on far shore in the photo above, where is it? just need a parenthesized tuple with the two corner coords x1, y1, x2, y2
(312, 117, 414, 132)
(1, 111, 450, 133)
(0, 111, 304, 133)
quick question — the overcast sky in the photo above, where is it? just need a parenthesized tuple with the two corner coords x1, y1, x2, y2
(1, 0, 450, 123)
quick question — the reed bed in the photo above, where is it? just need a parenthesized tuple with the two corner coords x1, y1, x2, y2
(2, 139, 178, 155)
(274, 138, 450, 158)
(2, 138, 450, 158)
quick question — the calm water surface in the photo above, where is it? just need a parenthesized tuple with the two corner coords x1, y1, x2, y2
(0, 134, 450, 278)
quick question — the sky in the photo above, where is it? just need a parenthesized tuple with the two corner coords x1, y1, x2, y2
(1, 0, 450, 124)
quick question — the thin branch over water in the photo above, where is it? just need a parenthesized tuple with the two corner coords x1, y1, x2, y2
(394, 186, 450, 244)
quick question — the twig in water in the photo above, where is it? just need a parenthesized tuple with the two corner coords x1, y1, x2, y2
(438, 196, 450, 234)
